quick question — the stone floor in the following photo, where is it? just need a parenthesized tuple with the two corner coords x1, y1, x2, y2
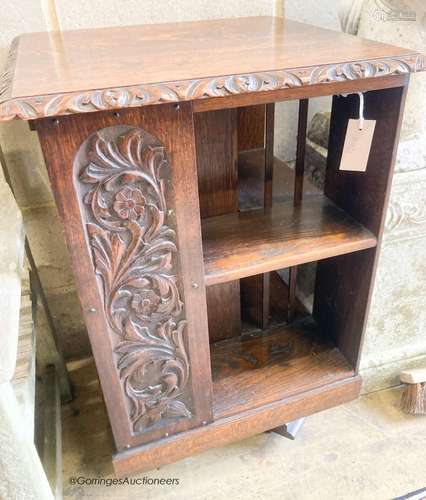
(62, 358, 426, 500)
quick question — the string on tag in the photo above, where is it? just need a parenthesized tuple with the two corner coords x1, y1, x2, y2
(338, 92, 365, 130)
(357, 92, 364, 131)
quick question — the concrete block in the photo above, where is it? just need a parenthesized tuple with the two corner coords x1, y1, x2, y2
(0, 124, 54, 208)
(45, 289, 91, 361)
(23, 205, 75, 292)
(0, 175, 25, 384)
(285, 0, 341, 30)
(0, 383, 54, 500)
(360, 168, 426, 388)
(358, 0, 426, 151)
(11, 271, 36, 439)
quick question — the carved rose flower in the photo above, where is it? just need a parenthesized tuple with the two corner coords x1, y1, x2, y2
(113, 186, 146, 220)
(131, 289, 161, 318)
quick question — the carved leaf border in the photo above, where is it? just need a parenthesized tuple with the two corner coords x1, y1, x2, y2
(76, 126, 192, 434)
(1, 54, 424, 121)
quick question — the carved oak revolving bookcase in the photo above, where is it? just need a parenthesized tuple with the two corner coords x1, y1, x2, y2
(1, 17, 424, 475)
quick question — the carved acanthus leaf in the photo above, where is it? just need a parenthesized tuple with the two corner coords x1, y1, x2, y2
(76, 126, 190, 433)
(1, 54, 424, 121)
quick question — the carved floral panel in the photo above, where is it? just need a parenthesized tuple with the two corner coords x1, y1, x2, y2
(74, 125, 192, 434)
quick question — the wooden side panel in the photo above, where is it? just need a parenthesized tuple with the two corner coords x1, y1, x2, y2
(194, 109, 238, 218)
(288, 99, 309, 322)
(294, 99, 309, 205)
(36, 103, 213, 451)
(264, 103, 275, 209)
(194, 109, 241, 342)
(237, 105, 265, 151)
(205, 282, 241, 342)
(313, 85, 408, 368)
(239, 104, 274, 329)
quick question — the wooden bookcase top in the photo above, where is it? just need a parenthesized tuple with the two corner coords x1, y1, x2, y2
(0, 16, 424, 121)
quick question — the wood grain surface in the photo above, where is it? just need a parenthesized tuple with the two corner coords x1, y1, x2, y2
(202, 195, 377, 286)
(114, 375, 361, 476)
(313, 85, 408, 369)
(211, 318, 355, 419)
(237, 105, 266, 152)
(195, 109, 241, 342)
(238, 149, 320, 210)
(1, 17, 423, 121)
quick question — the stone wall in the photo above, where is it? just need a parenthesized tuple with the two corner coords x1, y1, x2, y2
(0, 164, 54, 499)
(0, 168, 25, 384)
(356, 0, 426, 391)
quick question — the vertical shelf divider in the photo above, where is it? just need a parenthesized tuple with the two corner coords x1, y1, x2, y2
(288, 99, 309, 322)
(294, 99, 309, 205)
(261, 103, 276, 328)
(194, 109, 241, 343)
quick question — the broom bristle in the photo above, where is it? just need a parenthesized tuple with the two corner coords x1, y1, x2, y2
(400, 382, 426, 415)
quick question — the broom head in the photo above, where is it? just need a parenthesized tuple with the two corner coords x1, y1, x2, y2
(400, 368, 426, 415)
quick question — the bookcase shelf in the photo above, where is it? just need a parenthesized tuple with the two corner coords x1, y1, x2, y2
(202, 195, 377, 286)
(211, 317, 355, 420)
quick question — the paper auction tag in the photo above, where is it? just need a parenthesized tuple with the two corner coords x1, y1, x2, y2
(339, 119, 376, 172)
